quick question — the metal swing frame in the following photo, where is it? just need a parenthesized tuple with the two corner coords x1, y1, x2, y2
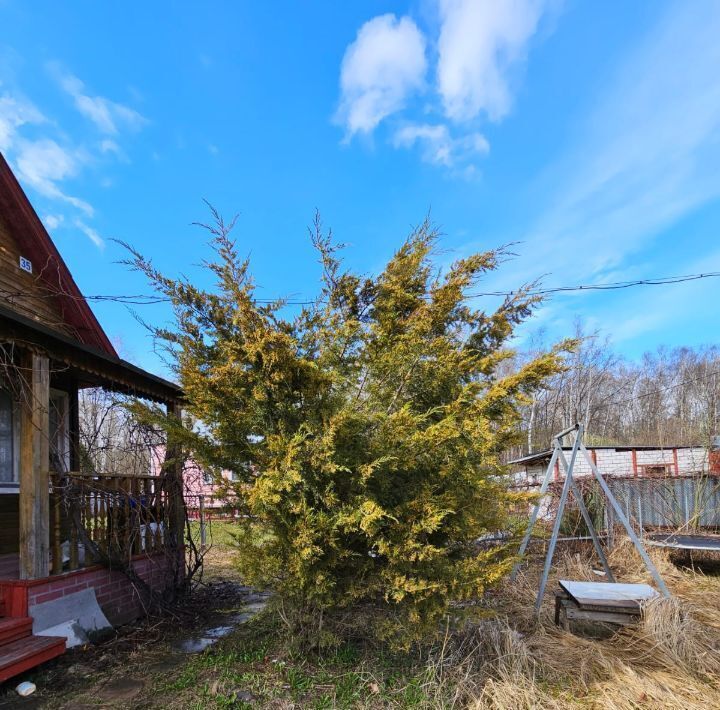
(511, 424, 670, 613)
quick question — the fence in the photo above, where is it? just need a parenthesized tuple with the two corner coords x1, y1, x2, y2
(520, 472, 720, 538)
(185, 493, 242, 521)
(608, 474, 720, 531)
(50, 473, 173, 574)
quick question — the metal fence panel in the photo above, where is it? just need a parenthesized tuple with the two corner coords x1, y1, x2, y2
(607, 475, 720, 530)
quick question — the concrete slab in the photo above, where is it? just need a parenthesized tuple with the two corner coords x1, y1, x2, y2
(30, 588, 113, 641)
(40, 620, 89, 649)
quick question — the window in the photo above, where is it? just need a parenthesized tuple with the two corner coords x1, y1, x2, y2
(202, 471, 213, 485)
(0, 389, 71, 484)
(0, 390, 13, 483)
(640, 464, 672, 478)
(231, 462, 253, 482)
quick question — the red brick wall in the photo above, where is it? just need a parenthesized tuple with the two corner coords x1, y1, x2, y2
(710, 448, 720, 474)
(26, 554, 176, 625)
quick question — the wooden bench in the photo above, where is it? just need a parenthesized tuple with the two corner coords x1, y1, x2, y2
(554, 580, 658, 630)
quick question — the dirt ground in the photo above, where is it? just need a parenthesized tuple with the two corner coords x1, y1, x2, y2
(0, 524, 261, 709)
(0, 523, 462, 709)
(0, 523, 441, 709)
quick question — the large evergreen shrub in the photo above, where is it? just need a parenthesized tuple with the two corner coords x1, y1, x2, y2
(128, 212, 567, 642)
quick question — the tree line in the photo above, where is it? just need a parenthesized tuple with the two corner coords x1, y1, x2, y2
(513, 325, 720, 457)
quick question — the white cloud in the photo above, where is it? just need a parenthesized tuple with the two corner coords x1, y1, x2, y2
(0, 94, 44, 152)
(74, 219, 105, 249)
(335, 2, 550, 172)
(14, 138, 94, 215)
(595, 248, 720, 348)
(50, 65, 146, 135)
(525, 0, 720, 277)
(393, 123, 488, 166)
(98, 138, 129, 164)
(42, 214, 64, 230)
(491, 0, 720, 350)
(0, 77, 127, 245)
(336, 14, 427, 137)
(437, 0, 547, 122)
(99, 138, 121, 155)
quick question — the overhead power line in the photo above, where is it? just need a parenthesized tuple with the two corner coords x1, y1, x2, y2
(1, 270, 719, 307)
(467, 271, 720, 298)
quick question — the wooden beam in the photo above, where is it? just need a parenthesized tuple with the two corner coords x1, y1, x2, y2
(1, 303, 183, 404)
(19, 351, 50, 579)
(166, 401, 186, 585)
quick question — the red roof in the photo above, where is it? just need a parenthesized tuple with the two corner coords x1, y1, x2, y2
(0, 153, 117, 357)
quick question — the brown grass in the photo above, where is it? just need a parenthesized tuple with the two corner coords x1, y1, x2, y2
(459, 538, 720, 709)
(191, 525, 720, 708)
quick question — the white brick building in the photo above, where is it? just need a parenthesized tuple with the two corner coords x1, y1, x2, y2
(509, 445, 708, 487)
(509, 444, 720, 529)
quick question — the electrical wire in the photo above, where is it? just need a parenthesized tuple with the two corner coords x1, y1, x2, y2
(2, 271, 719, 307)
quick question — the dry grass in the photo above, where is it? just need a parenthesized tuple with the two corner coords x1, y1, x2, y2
(458, 538, 720, 709)
(188, 526, 720, 708)
(56, 525, 715, 709)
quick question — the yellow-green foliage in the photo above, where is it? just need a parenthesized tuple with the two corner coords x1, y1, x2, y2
(128, 212, 567, 640)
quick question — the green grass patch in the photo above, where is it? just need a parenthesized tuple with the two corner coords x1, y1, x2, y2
(148, 610, 443, 709)
(189, 519, 240, 548)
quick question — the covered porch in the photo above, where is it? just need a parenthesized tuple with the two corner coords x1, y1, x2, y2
(0, 305, 185, 680)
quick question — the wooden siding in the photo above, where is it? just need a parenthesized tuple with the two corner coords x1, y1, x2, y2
(0, 216, 70, 336)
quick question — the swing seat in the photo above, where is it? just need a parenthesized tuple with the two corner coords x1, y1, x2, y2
(554, 580, 657, 630)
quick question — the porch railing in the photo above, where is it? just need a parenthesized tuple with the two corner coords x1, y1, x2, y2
(50, 473, 172, 575)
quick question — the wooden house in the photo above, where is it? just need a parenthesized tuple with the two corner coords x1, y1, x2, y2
(0, 153, 185, 681)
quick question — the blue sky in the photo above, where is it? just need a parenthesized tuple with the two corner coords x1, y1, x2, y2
(1, 0, 720, 376)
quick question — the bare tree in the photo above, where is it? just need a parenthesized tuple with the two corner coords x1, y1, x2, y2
(512, 334, 720, 455)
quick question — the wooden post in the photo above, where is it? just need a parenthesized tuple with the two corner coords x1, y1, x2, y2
(52, 479, 62, 575)
(111, 477, 120, 552)
(167, 402, 186, 538)
(19, 352, 50, 580)
(166, 401, 186, 583)
(144, 478, 153, 553)
(132, 477, 142, 556)
(199, 495, 206, 548)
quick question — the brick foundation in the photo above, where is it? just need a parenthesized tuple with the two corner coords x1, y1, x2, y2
(1, 553, 178, 625)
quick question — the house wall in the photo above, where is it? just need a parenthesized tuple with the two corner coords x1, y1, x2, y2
(29, 554, 174, 624)
(151, 447, 238, 510)
(0, 496, 18, 555)
(0, 494, 69, 555)
(0, 215, 70, 335)
(514, 446, 717, 529)
(183, 461, 238, 510)
(521, 446, 708, 483)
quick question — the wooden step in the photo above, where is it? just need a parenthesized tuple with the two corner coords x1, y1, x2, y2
(0, 635, 66, 683)
(0, 617, 32, 645)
